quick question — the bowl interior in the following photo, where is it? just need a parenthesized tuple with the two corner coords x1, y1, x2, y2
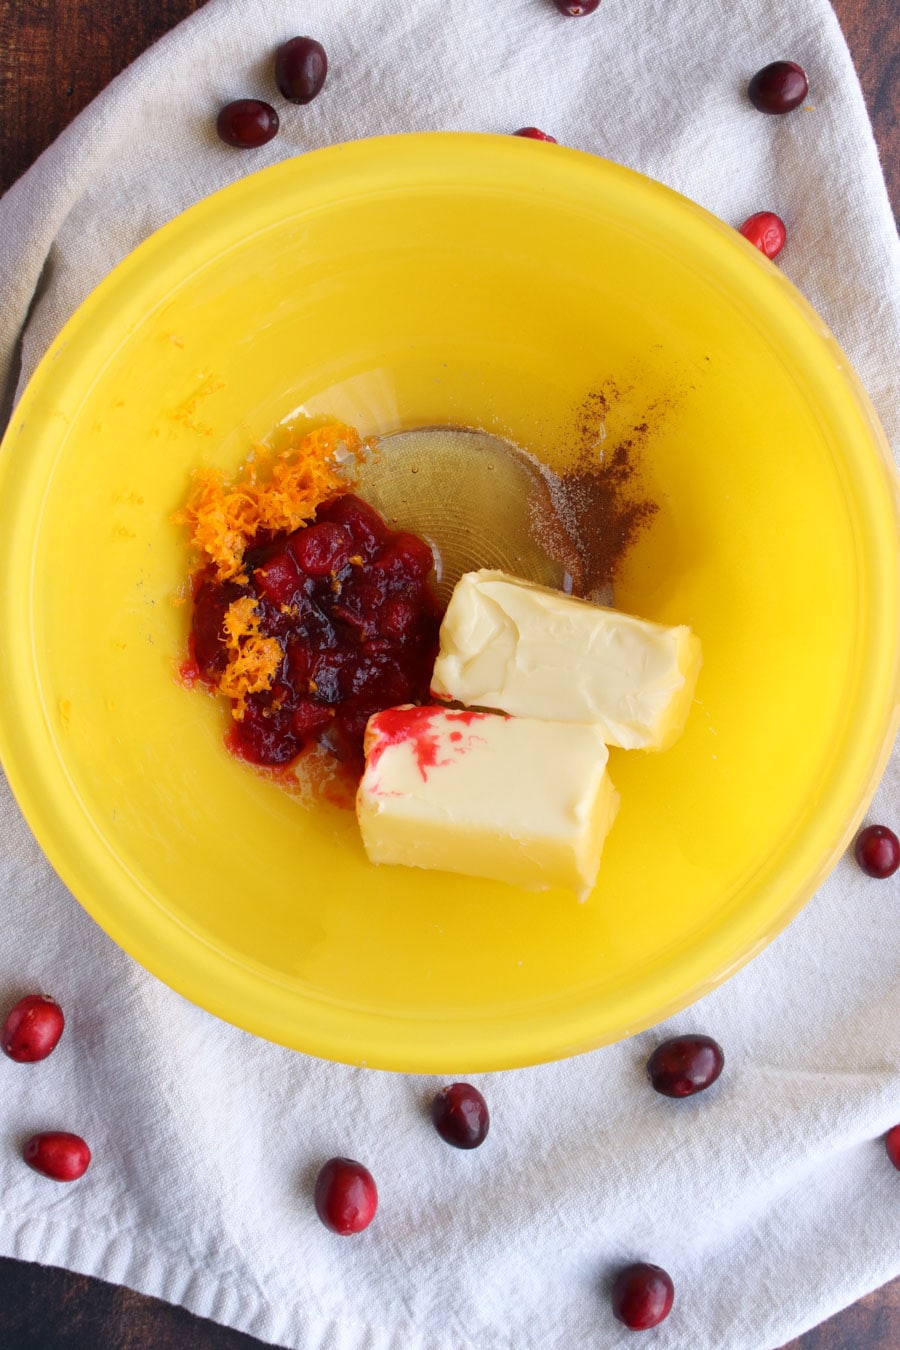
(1, 134, 897, 1070)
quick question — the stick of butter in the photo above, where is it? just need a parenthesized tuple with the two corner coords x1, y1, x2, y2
(356, 705, 619, 899)
(430, 570, 702, 751)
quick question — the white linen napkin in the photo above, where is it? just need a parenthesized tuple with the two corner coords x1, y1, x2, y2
(1, 2, 898, 1348)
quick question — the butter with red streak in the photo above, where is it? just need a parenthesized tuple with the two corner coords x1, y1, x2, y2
(356, 705, 619, 899)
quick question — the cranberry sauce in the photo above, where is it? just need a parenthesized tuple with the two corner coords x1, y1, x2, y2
(190, 494, 442, 769)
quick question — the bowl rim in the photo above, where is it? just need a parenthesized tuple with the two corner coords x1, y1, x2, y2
(1, 131, 898, 1071)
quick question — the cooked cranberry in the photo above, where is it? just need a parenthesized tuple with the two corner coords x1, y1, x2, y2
(2, 994, 65, 1063)
(23, 1132, 91, 1182)
(553, 0, 600, 13)
(317, 495, 388, 557)
(291, 700, 334, 737)
(854, 824, 900, 878)
(351, 655, 413, 706)
(254, 551, 301, 605)
(275, 36, 328, 105)
(286, 642, 312, 683)
(380, 597, 419, 639)
(739, 211, 786, 259)
(314, 1157, 377, 1234)
(216, 99, 280, 148)
(227, 703, 299, 765)
(302, 645, 341, 690)
(331, 705, 377, 756)
(646, 1034, 724, 1097)
(514, 127, 558, 143)
(379, 533, 434, 580)
(747, 61, 808, 114)
(195, 494, 441, 767)
(611, 1263, 674, 1330)
(191, 580, 237, 679)
(291, 522, 352, 577)
(885, 1125, 900, 1170)
(432, 1083, 490, 1149)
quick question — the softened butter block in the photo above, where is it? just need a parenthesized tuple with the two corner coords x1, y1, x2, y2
(430, 570, 702, 751)
(356, 705, 619, 899)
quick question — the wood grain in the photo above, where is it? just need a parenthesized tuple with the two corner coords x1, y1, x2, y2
(0, 2, 897, 1348)
(830, 0, 899, 220)
(0, 0, 208, 194)
(0, 1255, 280, 1349)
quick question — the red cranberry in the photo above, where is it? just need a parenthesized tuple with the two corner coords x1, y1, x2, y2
(23, 1132, 91, 1182)
(316, 495, 388, 556)
(216, 99, 279, 149)
(226, 702, 299, 765)
(191, 580, 235, 679)
(275, 36, 328, 105)
(380, 597, 419, 639)
(431, 1082, 490, 1149)
(739, 211, 786, 259)
(291, 699, 334, 737)
(2, 995, 65, 1062)
(646, 1034, 724, 1098)
(611, 1263, 675, 1330)
(514, 127, 558, 143)
(291, 522, 352, 577)
(254, 551, 300, 605)
(854, 824, 900, 879)
(314, 1157, 378, 1234)
(747, 61, 808, 114)
(885, 1125, 900, 1170)
(383, 533, 434, 578)
(553, 0, 601, 13)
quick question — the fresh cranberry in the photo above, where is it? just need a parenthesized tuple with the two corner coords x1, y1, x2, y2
(553, 0, 601, 13)
(854, 824, 900, 878)
(275, 36, 328, 105)
(216, 99, 280, 148)
(885, 1125, 900, 1170)
(23, 1132, 91, 1182)
(514, 127, 558, 143)
(2, 995, 65, 1063)
(739, 211, 786, 259)
(291, 522, 352, 577)
(611, 1263, 675, 1330)
(431, 1083, 490, 1149)
(747, 61, 808, 114)
(314, 1157, 378, 1234)
(646, 1034, 724, 1097)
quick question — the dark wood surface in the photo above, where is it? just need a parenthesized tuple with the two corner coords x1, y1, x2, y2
(0, 2, 897, 1347)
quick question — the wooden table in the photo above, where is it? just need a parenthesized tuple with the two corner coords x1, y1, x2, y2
(0, 3, 897, 1347)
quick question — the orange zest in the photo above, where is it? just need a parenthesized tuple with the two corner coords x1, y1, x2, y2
(176, 421, 361, 584)
(218, 597, 284, 719)
(176, 420, 363, 716)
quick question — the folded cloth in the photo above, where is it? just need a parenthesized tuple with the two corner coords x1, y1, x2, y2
(1, 2, 898, 1348)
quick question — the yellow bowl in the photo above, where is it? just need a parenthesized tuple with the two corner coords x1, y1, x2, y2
(1, 134, 898, 1071)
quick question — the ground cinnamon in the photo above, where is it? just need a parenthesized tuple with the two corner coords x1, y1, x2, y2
(529, 386, 658, 598)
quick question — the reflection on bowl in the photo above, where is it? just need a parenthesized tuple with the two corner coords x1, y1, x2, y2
(0, 133, 897, 1070)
